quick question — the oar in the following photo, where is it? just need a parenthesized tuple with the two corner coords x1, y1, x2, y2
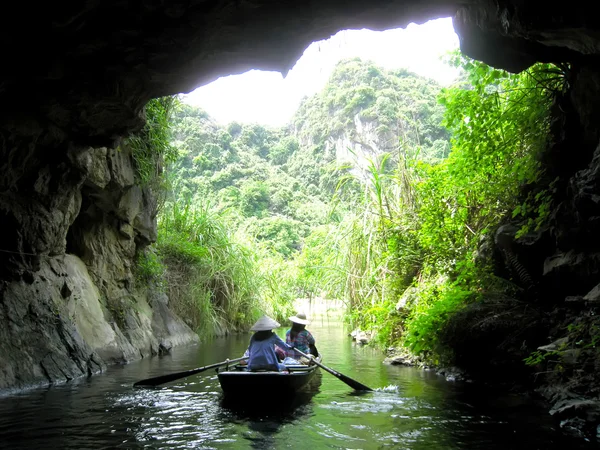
(133, 356, 248, 388)
(292, 348, 372, 391)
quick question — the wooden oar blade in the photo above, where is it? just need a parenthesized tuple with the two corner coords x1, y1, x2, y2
(337, 372, 373, 391)
(293, 347, 373, 392)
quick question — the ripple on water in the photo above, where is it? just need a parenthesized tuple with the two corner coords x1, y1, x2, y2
(374, 384, 400, 393)
(321, 390, 411, 415)
(314, 422, 367, 442)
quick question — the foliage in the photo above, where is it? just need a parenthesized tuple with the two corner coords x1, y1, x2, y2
(523, 349, 561, 367)
(242, 216, 305, 257)
(321, 54, 563, 356)
(523, 318, 600, 378)
(156, 199, 265, 337)
(289, 58, 449, 198)
(135, 248, 165, 288)
(127, 96, 180, 186)
(435, 54, 564, 248)
(138, 53, 561, 357)
(239, 181, 270, 217)
(402, 280, 475, 358)
(158, 59, 449, 341)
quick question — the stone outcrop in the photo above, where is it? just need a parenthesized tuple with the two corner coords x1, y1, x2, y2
(0, 252, 198, 390)
(350, 328, 376, 345)
(0, 142, 198, 391)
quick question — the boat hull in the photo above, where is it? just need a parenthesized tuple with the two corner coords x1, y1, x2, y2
(217, 357, 321, 396)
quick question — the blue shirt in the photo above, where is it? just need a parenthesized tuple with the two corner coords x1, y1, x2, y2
(247, 332, 291, 371)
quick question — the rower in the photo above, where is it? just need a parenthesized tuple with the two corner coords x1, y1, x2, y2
(285, 312, 319, 364)
(246, 315, 293, 372)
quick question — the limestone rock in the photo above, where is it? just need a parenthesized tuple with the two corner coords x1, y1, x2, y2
(86, 147, 111, 189)
(538, 337, 569, 352)
(383, 354, 416, 366)
(584, 283, 600, 302)
(0, 254, 198, 391)
(550, 398, 600, 422)
(108, 147, 135, 188)
(350, 328, 375, 345)
(396, 287, 418, 312)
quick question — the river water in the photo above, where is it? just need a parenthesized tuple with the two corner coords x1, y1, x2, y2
(0, 319, 595, 449)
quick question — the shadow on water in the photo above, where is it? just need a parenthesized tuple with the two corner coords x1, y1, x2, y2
(217, 377, 321, 449)
(219, 370, 322, 417)
(220, 386, 319, 418)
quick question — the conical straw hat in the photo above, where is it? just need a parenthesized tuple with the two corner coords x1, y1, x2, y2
(250, 315, 281, 331)
(289, 312, 310, 325)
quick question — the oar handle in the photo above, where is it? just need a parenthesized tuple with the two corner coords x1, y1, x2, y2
(292, 347, 315, 361)
(133, 356, 248, 388)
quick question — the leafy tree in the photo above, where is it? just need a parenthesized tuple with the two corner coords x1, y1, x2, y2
(239, 181, 270, 217)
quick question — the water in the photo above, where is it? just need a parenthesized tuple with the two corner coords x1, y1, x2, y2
(0, 320, 594, 449)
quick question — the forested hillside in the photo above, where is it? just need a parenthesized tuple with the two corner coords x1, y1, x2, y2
(138, 58, 450, 338)
(139, 54, 568, 381)
(168, 59, 447, 254)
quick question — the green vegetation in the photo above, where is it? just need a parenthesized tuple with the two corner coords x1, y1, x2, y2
(127, 96, 180, 186)
(329, 55, 563, 362)
(134, 55, 563, 362)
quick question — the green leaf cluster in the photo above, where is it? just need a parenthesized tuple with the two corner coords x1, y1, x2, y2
(320, 54, 564, 357)
(127, 96, 180, 186)
(130, 54, 564, 352)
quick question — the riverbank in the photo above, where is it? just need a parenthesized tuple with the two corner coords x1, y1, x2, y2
(382, 340, 600, 443)
(297, 295, 600, 442)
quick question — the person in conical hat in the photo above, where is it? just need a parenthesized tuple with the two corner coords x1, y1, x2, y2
(285, 312, 318, 362)
(245, 315, 293, 372)
(250, 315, 280, 331)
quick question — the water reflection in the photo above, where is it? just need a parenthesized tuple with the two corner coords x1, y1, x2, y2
(220, 384, 320, 417)
(0, 320, 596, 449)
(219, 390, 318, 449)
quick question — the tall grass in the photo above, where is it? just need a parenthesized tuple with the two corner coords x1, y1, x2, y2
(341, 150, 421, 339)
(127, 96, 181, 186)
(157, 199, 262, 337)
(154, 198, 296, 338)
(295, 149, 421, 344)
(315, 59, 561, 357)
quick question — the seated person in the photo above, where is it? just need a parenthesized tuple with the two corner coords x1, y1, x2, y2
(285, 312, 318, 364)
(245, 315, 293, 372)
(241, 344, 285, 364)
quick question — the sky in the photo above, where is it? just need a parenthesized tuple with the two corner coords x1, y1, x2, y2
(183, 18, 460, 127)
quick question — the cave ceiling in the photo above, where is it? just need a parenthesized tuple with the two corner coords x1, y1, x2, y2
(0, 1, 598, 145)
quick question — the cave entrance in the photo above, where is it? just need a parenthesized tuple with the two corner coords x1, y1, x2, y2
(153, 12, 569, 341)
(154, 18, 463, 328)
(164, 18, 459, 257)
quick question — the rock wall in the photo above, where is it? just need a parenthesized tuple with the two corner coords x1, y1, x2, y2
(0, 139, 198, 391)
(330, 114, 399, 181)
(522, 63, 600, 440)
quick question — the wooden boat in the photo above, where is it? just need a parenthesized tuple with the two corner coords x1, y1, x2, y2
(217, 356, 322, 396)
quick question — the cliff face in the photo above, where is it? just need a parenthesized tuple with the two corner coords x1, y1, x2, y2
(0, 142, 198, 390)
(290, 61, 448, 184)
(1, 0, 600, 397)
